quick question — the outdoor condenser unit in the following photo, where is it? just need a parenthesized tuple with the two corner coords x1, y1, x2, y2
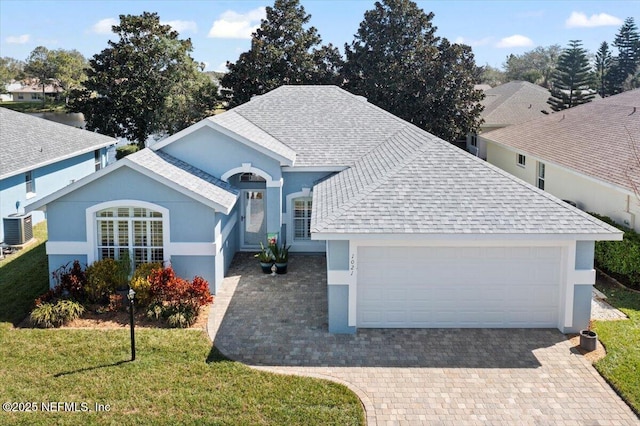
(3, 213, 33, 245)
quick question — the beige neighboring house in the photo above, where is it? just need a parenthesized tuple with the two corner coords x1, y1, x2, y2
(11, 84, 62, 102)
(482, 89, 640, 232)
(468, 81, 553, 159)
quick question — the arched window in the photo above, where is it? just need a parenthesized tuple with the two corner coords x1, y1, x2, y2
(96, 206, 164, 266)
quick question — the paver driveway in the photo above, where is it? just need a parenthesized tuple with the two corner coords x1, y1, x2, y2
(208, 253, 639, 425)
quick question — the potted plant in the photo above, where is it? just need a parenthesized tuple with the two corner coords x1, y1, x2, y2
(255, 242, 274, 274)
(271, 242, 291, 274)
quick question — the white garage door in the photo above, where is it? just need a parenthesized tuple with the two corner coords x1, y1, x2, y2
(357, 246, 561, 328)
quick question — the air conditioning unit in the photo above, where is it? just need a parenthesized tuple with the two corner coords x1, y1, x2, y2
(3, 214, 33, 245)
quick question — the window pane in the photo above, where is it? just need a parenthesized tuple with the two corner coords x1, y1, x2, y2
(99, 221, 114, 245)
(293, 198, 312, 241)
(133, 221, 147, 246)
(118, 221, 128, 246)
(150, 221, 163, 246)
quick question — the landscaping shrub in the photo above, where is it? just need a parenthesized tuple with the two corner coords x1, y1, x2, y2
(146, 267, 212, 328)
(129, 262, 162, 307)
(50, 260, 87, 301)
(591, 213, 640, 289)
(115, 144, 140, 160)
(85, 257, 130, 303)
(30, 299, 84, 328)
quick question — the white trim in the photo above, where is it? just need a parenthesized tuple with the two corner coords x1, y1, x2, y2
(570, 268, 596, 285)
(86, 200, 170, 265)
(282, 166, 348, 173)
(562, 243, 576, 328)
(348, 241, 357, 326)
(46, 241, 90, 255)
(312, 232, 622, 243)
(167, 242, 217, 256)
(221, 164, 281, 188)
(327, 270, 351, 284)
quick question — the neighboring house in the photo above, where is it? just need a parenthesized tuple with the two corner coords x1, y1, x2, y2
(10, 84, 62, 102)
(28, 86, 621, 334)
(482, 89, 640, 232)
(468, 81, 553, 159)
(1, 83, 22, 102)
(0, 107, 115, 243)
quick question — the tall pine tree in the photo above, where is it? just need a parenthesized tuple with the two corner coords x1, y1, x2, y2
(594, 41, 613, 97)
(610, 17, 640, 93)
(343, 0, 483, 142)
(221, 0, 343, 108)
(547, 40, 594, 111)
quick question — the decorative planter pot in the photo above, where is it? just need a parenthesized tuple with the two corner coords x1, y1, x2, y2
(579, 329, 598, 352)
(259, 262, 274, 274)
(275, 262, 288, 274)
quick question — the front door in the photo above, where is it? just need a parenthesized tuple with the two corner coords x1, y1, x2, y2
(241, 190, 266, 248)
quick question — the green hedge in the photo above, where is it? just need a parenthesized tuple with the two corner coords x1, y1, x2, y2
(591, 213, 640, 289)
(116, 144, 140, 160)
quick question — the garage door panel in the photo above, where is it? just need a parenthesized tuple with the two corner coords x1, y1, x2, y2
(357, 246, 561, 328)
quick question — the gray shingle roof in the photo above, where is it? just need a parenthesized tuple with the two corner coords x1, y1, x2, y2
(230, 86, 407, 167)
(0, 107, 116, 179)
(481, 81, 553, 128)
(483, 88, 640, 193)
(311, 102, 619, 236)
(126, 149, 238, 211)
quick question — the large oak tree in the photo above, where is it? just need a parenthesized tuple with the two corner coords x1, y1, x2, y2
(221, 0, 343, 108)
(71, 12, 218, 148)
(343, 0, 483, 142)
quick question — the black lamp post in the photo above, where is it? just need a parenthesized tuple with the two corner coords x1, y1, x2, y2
(127, 288, 136, 361)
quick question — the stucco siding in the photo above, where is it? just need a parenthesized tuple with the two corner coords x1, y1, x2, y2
(487, 141, 638, 231)
(170, 255, 216, 293)
(160, 126, 282, 183)
(48, 254, 88, 287)
(2, 150, 104, 243)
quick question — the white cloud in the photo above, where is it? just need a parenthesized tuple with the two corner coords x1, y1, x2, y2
(5, 34, 30, 44)
(454, 36, 492, 47)
(162, 20, 198, 33)
(565, 12, 623, 28)
(214, 62, 229, 72)
(91, 18, 118, 34)
(208, 7, 266, 39)
(496, 35, 534, 48)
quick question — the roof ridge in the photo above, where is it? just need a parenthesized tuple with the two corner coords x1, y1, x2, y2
(230, 106, 296, 152)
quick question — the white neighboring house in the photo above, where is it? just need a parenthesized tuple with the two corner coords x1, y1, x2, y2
(1, 83, 22, 102)
(482, 88, 640, 232)
(468, 81, 553, 159)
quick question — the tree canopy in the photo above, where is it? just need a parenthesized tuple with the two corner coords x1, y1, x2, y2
(610, 17, 640, 93)
(503, 45, 562, 88)
(343, 0, 483, 142)
(0, 57, 24, 87)
(221, 0, 343, 108)
(547, 40, 595, 111)
(594, 41, 614, 97)
(71, 12, 218, 148)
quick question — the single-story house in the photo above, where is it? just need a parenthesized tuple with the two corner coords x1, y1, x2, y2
(28, 86, 621, 334)
(10, 84, 63, 102)
(482, 88, 640, 232)
(1, 107, 115, 243)
(468, 81, 553, 159)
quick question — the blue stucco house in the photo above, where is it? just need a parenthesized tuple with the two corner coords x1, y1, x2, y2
(27, 86, 621, 334)
(1, 107, 115, 244)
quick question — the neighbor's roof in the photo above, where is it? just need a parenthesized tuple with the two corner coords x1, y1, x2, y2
(10, 84, 62, 94)
(482, 89, 640, 193)
(311, 123, 620, 238)
(481, 81, 553, 128)
(0, 107, 116, 180)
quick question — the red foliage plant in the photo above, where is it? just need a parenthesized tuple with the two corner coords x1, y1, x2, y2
(147, 267, 212, 308)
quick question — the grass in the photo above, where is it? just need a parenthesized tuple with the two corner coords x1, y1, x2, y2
(0, 101, 67, 113)
(593, 282, 640, 415)
(0, 222, 364, 425)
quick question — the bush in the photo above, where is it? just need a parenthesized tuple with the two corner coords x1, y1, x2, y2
(591, 213, 640, 289)
(50, 260, 87, 301)
(85, 257, 130, 304)
(129, 263, 162, 307)
(146, 267, 212, 328)
(116, 144, 140, 160)
(30, 299, 85, 328)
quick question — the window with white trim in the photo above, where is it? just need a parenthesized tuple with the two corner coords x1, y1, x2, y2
(96, 207, 164, 266)
(470, 133, 477, 147)
(293, 197, 312, 241)
(537, 162, 545, 190)
(94, 149, 102, 171)
(517, 154, 526, 167)
(25, 171, 35, 195)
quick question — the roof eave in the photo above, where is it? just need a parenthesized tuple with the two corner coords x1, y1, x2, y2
(311, 231, 623, 242)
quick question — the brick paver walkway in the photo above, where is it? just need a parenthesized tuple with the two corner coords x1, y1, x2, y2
(208, 253, 639, 425)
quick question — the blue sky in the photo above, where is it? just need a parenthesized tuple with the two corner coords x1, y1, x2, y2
(1, 1, 638, 72)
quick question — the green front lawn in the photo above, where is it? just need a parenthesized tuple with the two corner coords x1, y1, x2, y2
(0, 223, 364, 425)
(593, 282, 640, 416)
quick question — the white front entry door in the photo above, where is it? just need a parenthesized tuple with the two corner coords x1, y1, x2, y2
(357, 246, 561, 328)
(241, 190, 266, 248)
